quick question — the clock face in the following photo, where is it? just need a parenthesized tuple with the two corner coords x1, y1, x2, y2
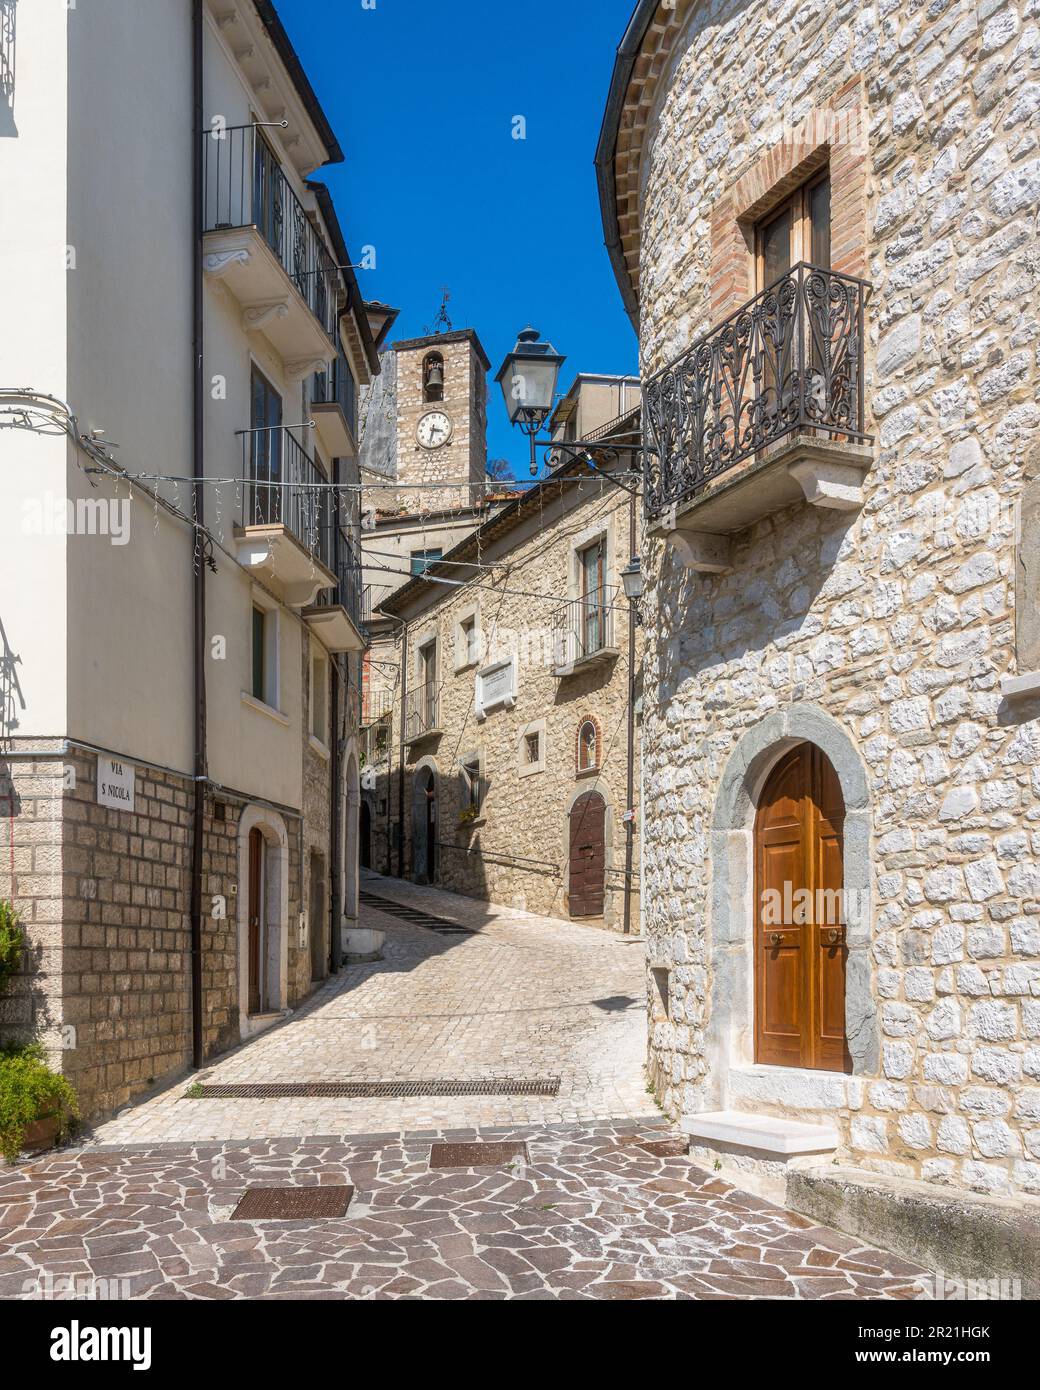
(417, 410, 453, 450)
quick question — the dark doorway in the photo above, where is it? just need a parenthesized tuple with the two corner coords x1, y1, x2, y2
(359, 800, 372, 870)
(569, 791, 606, 918)
(309, 850, 326, 983)
(424, 774, 437, 883)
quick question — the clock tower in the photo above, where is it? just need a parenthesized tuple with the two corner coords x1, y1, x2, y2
(371, 329, 490, 515)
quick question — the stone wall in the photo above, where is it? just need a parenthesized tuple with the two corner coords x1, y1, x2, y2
(373, 479, 642, 929)
(1, 746, 314, 1123)
(635, 0, 1040, 1196)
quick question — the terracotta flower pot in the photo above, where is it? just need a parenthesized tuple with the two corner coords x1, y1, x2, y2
(20, 1111, 60, 1155)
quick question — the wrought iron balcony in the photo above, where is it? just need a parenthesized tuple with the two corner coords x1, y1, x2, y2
(642, 264, 870, 520)
(404, 682, 440, 744)
(202, 125, 341, 354)
(240, 426, 335, 570)
(360, 715, 392, 767)
(552, 587, 619, 675)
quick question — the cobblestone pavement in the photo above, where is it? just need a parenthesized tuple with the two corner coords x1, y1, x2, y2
(90, 874, 650, 1144)
(0, 1120, 930, 1300)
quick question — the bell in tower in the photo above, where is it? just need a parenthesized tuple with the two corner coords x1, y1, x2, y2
(423, 351, 445, 403)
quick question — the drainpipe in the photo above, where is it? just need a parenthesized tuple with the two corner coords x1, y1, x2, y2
(396, 621, 408, 879)
(622, 490, 637, 936)
(329, 459, 343, 973)
(189, 0, 207, 1067)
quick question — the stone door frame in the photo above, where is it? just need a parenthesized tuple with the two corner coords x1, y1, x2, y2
(705, 704, 878, 1110)
(237, 803, 289, 1039)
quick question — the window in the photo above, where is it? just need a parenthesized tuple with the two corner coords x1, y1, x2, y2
(417, 639, 438, 730)
(455, 610, 481, 671)
(411, 548, 443, 576)
(251, 603, 278, 709)
(518, 720, 546, 777)
(249, 368, 283, 527)
(310, 652, 328, 744)
(461, 755, 484, 816)
(579, 538, 607, 655)
(755, 170, 831, 291)
(577, 719, 599, 773)
(422, 351, 445, 403)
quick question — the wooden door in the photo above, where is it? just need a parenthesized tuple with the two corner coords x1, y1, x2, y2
(247, 827, 264, 1015)
(569, 792, 606, 918)
(754, 743, 851, 1073)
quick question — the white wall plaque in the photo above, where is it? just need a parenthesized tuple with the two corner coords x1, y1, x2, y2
(97, 757, 135, 813)
(475, 657, 517, 722)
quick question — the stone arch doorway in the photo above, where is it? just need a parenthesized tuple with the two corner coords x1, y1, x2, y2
(237, 805, 289, 1038)
(412, 760, 438, 884)
(568, 790, 607, 918)
(359, 800, 372, 870)
(754, 741, 851, 1073)
(706, 704, 876, 1110)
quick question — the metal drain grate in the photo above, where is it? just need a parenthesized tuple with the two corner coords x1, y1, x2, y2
(429, 1141, 529, 1169)
(359, 891, 474, 936)
(231, 1186, 354, 1220)
(189, 1077, 562, 1100)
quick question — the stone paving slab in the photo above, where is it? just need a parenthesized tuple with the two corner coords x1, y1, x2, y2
(0, 1120, 931, 1301)
(89, 874, 649, 1145)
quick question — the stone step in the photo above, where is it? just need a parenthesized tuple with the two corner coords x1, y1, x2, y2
(680, 1110, 840, 1157)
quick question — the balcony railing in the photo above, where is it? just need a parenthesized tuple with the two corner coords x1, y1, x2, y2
(552, 586, 619, 670)
(360, 715, 392, 767)
(203, 125, 340, 342)
(642, 263, 869, 517)
(312, 352, 358, 440)
(404, 682, 439, 742)
(240, 426, 335, 570)
(363, 687, 395, 725)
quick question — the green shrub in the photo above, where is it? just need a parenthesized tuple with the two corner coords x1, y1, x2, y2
(0, 1044, 79, 1163)
(0, 901, 23, 996)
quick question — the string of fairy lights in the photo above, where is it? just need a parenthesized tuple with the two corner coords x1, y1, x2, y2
(1, 389, 642, 619)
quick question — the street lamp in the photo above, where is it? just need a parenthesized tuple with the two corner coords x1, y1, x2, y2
(620, 555, 643, 602)
(495, 327, 566, 476)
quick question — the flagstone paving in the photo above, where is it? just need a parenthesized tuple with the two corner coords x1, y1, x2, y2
(88, 874, 650, 1145)
(0, 1119, 931, 1301)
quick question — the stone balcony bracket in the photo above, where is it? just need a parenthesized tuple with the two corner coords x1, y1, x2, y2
(656, 435, 875, 574)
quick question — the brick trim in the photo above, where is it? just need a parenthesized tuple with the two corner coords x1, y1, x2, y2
(710, 80, 868, 323)
(575, 715, 602, 774)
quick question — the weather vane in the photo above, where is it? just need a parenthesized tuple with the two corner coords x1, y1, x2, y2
(425, 286, 453, 336)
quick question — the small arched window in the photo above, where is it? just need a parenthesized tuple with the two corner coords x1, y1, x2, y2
(422, 351, 445, 403)
(577, 719, 599, 773)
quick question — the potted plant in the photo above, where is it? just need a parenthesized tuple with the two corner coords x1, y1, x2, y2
(0, 1044, 79, 1162)
(0, 902, 79, 1162)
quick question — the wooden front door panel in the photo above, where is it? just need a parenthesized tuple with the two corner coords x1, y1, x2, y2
(754, 743, 851, 1073)
(248, 827, 264, 1016)
(569, 793, 606, 918)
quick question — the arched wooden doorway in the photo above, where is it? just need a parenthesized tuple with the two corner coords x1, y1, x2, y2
(359, 801, 372, 870)
(754, 741, 851, 1073)
(569, 791, 606, 918)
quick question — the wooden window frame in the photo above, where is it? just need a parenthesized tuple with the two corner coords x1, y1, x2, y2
(753, 168, 831, 294)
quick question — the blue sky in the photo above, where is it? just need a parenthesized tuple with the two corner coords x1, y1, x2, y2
(277, 0, 639, 476)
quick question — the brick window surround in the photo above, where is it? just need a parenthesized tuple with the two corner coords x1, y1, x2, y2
(709, 78, 868, 325)
(575, 715, 602, 775)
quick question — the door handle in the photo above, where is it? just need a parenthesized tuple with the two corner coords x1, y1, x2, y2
(769, 932, 782, 947)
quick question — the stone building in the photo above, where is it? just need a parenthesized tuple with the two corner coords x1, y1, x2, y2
(363, 395, 644, 931)
(0, 0, 376, 1122)
(596, 0, 1040, 1254)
